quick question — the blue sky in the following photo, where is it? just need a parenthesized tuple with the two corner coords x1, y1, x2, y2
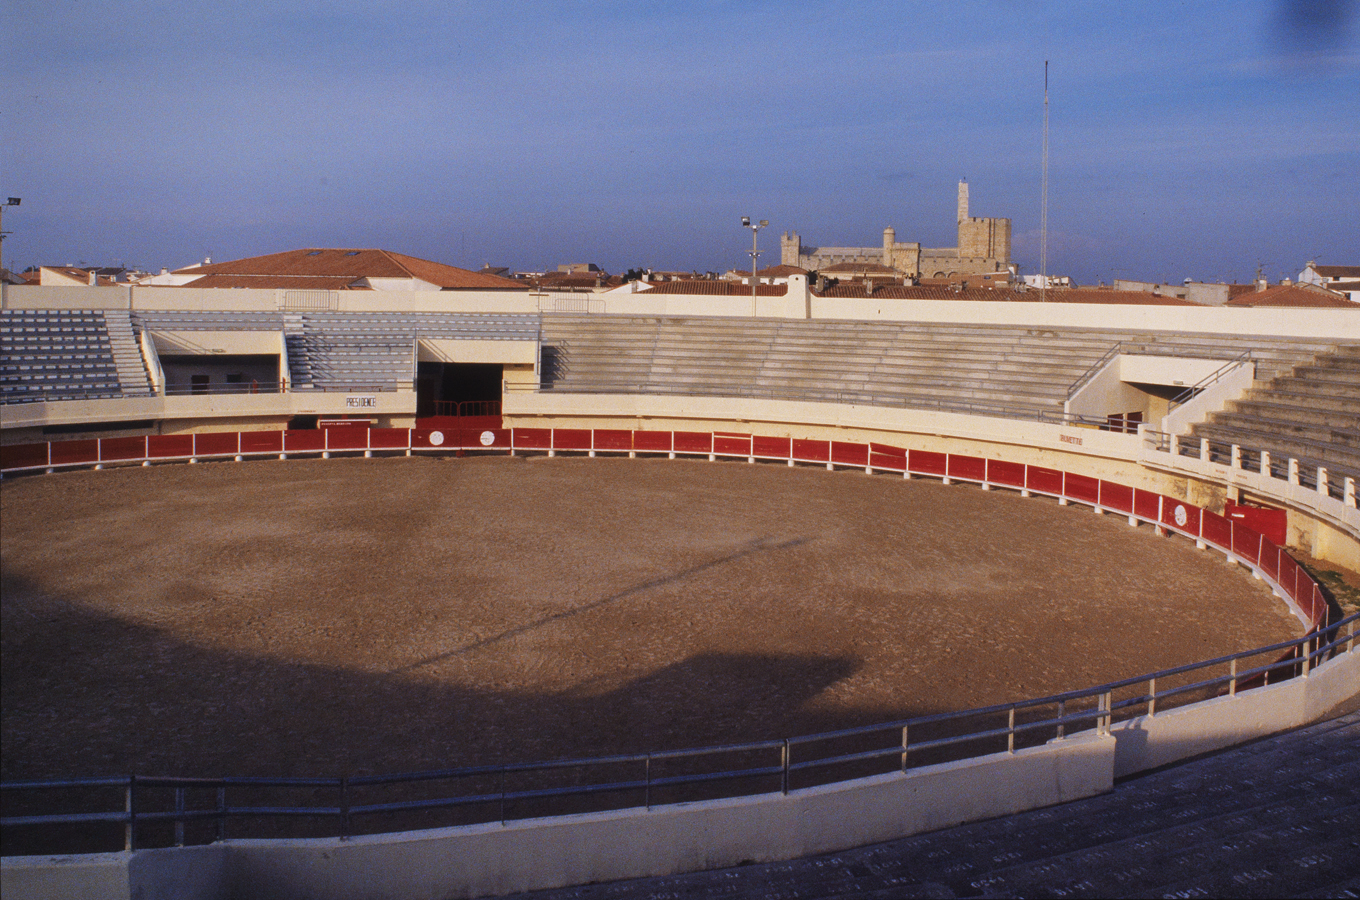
(3, 1, 1357, 284)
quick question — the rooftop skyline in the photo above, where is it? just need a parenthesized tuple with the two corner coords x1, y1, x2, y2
(3, 1, 1358, 285)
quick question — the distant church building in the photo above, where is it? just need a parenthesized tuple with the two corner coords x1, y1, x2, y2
(781, 181, 1011, 279)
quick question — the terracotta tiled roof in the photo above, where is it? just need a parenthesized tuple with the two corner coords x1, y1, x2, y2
(814, 285, 1192, 305)
(1226, 284, 1357, 309)
(183, 274, 364, 290)
(173, 248, 524, 290)
(644, 281, 788, 297)
(1312, 265, 1360, 279)
(755, 264, 808, 277)
(820, 262, 898, 275)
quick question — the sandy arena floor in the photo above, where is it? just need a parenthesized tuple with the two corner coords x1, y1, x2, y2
(1, 454, 1301, 780)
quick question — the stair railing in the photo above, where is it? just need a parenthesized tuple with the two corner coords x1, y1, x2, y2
(1167, 350, 1252, 411)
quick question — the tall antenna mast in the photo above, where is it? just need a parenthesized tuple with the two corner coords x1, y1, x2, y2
(1041, 60, 1049, 303)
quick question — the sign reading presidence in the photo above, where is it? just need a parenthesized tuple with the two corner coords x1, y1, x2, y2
(346, 396, 377, 409)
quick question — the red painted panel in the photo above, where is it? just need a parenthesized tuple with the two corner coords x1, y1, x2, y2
(987, 459, 1025, 488)
(1278, 553, 1301, 603)
(285, 430, 326, 452)
(1064, 473, 1100, 505)
(831, 441, 869, 466)
(1259, 543, 1281, 582)
(713, 434, 751, 456)
(673, 432, 712, 454)
(456, 414, 503, 432)
(593, 430, 633, 452)
(752, 435, 791, 459)
(1099, 481, 1134, 514)
(326, 428, 368, 450)
(49, 439, 100, 465)
(1200, 510, 1233, 550)
(100, 436, 147, 461)
(194, 432, 238, 457)
(791, 438, 830, 463)
(367, 428, 410, 449)
(947, 454, 986, 482)
(1026, 465, 1063, 496)
(1133, 489, 1161, 522)
(552, 429, 592, 451)
(239, 431, 284, 454)
(870, 442, 907, 460)
(1160, 496, 1201, 536)
(1224, 500, 1288, 547)
(870, 452, 906, 472)
(0, 442, 49, 470)
(1232, 523, 1263, 567)
(909, 450, 947, 476)
(513, 428, 553, 450)
(470, 428, 510, 449)
(632, 431, 672, 453)
(1306, 585, 1327, 627)
(147, 434, 194, 459)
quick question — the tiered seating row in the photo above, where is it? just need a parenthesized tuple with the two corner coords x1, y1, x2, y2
(539, 316, 1335, 420)
(1193, 344, 1360, 484)
(1, 310, 135, 403)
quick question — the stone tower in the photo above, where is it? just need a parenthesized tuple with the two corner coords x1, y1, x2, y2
(957, 180, 969, 222)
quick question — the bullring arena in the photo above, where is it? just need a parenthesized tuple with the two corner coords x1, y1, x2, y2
(1, 279, 1358, 899)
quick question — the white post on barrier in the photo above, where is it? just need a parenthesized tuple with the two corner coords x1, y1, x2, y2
(95, 439, 104, 470)
(323, 428, 330, 459)
(1169, 433, 1178, 457)
(189, 433, 198, 463)
(1317, 466, 1328, 497)
(1058, 473, 1068, 505)
(589, 431, 596, 458)
(1231, 444, 1241, 470)
(234, 432, 243, 463)
(1200, 438, 1210, 463)
(1288, 458, 1299, 485)
(1346, 476, 1356, 508)
(1260, 450, 1271, 477)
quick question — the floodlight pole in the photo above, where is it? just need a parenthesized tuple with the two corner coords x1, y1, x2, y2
(0, 198, 20, 274)
(742, 217, 768, 317)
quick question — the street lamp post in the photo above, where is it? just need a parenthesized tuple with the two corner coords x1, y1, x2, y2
(741, 217, 768, 317)
(0, 197, 20, 274)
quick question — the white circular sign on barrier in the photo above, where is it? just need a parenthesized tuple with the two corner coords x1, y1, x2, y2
(480, 430, 495, 447)
(1174, 504, 1188, 527)
(429, 431, 445, 447)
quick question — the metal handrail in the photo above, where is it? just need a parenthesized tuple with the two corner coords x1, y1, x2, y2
(5, 612, 1352, 851)
(1167, 350, 1252, 410)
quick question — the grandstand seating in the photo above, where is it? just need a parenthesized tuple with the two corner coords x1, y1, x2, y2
(126, 310, 541, 393)
(538, 315, 1336, 420)
(1192, 344, 1360, 484)
(0, 309, 151, 403)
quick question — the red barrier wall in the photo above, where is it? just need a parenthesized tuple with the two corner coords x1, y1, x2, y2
(326, 428, 369, 451)
(147, 434, 194, 459)
(368, 428, 411, 450)
(100, 436, 147, 461)
(0, 442, 49, 470)
(1200, 510, 1233, 550)
(673, 432, 712, 454)
(633, 431, 672, 453)
(552, 429, 592, 451)
(987, 459, 1025, 489)
(1133, 489, 1161, 522)
(753, 435, 791, 459)
(594, 430, 633, 452)
(1026, 466, 1063, 496)
(713, 433, 751, 456)
(792, 439, 829, 463)
(514, 428, 552, 450)
(910, 450, 946, 477)
(1225, 500, 1288, 547)
(1099, 481, 1134, 515)
(194, 432, 239, 456)
(239, 431, 283, 453)
(285, 430, 325, 453)
(1064, 473, 1100, 505)
(831, 441, 868, 467)
(947, 454, 985, 483)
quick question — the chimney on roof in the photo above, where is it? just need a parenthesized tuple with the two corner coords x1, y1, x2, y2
(88, 270, 97, 286)
(865, 277, 873, 296)
(204, 256, 211, 265)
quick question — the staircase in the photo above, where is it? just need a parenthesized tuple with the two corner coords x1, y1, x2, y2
(103, 310, 154, 396)
(1192, 344, 1360, 485)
